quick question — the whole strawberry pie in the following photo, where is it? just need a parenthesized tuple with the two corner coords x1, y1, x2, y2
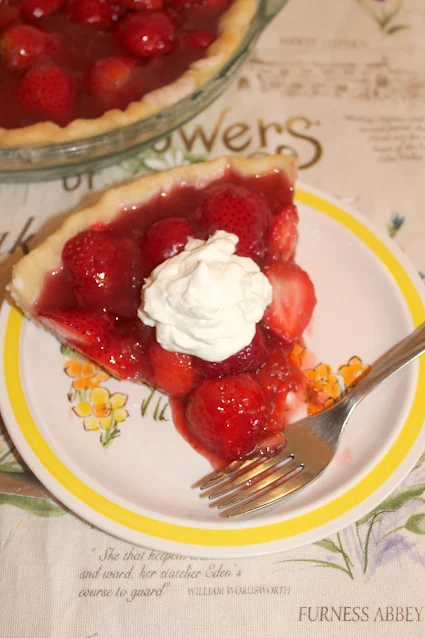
(0, 0, 256, 146)
(10, 155, 317, 469)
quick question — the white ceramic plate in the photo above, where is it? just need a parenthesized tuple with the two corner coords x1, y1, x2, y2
(1, 183, 425, 558)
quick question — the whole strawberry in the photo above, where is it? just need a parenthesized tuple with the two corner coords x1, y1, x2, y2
(67, 0, 114, 29)
(62, 229, 143, 317)
(194, 183, 271, 263)
(86, 56, 137, 97)
(187, 374, 266, 461)
(0, 24, 56, 69)
(196, 326, 268, 379)
(20, 0, 64, 22)
(140, 216, 195, 275)
(16, 65, 77, 124)
(115, 12, 175, 58)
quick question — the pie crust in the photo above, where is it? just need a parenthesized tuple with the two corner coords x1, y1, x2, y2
(9, 154, 297, 318)
(0, 0, 257, 148)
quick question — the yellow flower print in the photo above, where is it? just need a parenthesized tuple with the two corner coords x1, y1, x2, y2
(64, 359, 109, 391)
(339, 356, 370, 388)
(73, 387, 129, 448)
(305, 363, 341, 399)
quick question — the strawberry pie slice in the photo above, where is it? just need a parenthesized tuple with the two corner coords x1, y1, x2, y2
(9, 155, 317, 469)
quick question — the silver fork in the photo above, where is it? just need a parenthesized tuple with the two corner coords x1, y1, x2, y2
(195, 322, 425, 518)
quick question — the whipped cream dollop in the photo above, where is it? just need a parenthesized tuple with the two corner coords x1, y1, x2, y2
(138, 230, 272, 362)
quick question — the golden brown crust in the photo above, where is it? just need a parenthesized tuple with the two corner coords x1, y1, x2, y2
(0, 0, 257, 148)
(9, 155, 297, 317)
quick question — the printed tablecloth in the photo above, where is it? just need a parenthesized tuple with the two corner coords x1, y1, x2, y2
(1, 1, 425, 636)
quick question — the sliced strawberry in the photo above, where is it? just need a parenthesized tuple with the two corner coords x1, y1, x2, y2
(16, 65, 76, 124)
(256, 338, 305, 431)
(140, 216, 194, 275)
(186, 374, 266, 461)
(67, 0, 114, 29)
(86, 56, 137, 96)
(115, 12, 175, 58)
(148, 340, 197, 397)
(40, 309, 155, 384)
(0, 24, 57, 70)
(196, 326, 268, 379)
(101, 318, 155, 384)
(116, 0, 164, 10)
(20, 0, 64, 22)
(183, 30, 213, 48)
(39, 307, 115, 348)
(62, 228, 143, 317)
(194, 183, 271, 263)
(268, 204, 299, 262)
(262, 262, 316, 342)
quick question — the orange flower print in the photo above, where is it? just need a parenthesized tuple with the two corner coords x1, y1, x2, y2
(61, 346, 130, 449)
(305, 363, 341, 399)
(290, 343, 306, 367)
(307, 396, 337, 416)
(64, 359, 109, 391)
(339, 356, 370, 389)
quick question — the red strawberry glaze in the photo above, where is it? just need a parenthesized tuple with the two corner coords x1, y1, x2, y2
(171, 336, 305, 469)
(115, 0, 164, 9)
(0, 0, 230, 130)
(0, 5, 20, 31)
(36, 169, 293, 312)
(34, 167, 316, 469)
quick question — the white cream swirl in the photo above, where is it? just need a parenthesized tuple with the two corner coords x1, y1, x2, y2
(138, 230, 272, 362)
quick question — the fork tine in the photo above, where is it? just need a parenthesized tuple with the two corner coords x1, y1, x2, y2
(222, 469, 311, 518)
(210, 457, 303, 509)
(193, 458, 256, 490)
(191, 459, 247, 489)
(204, 450, 294, 499)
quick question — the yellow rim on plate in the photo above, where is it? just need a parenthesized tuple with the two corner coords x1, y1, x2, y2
(4, 189, 425, 547)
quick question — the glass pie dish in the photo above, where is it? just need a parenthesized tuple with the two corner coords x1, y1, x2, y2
(0, 0, 288, 182)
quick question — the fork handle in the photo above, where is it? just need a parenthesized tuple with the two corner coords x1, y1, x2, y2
(346, 321, 425, 410)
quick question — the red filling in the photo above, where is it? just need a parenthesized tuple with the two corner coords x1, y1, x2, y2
(36, 168, 317, 469)
(0, 0, 232, 130)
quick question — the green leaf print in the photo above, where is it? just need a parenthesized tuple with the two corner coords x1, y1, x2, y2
(385, 24, 409, 34)
(0, 494, 67, 517)
(404, 514, 425, 535)
(314, 539, 342, 554)
(358, 484, 425, 524)
(60, 344, 77, 358)
(141, 387, 169, 421)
